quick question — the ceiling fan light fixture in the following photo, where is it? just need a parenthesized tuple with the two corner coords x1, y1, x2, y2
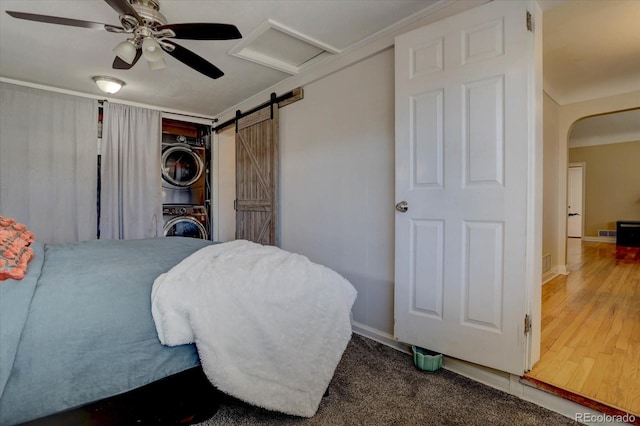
(5, 3, 242, 80)
(142, 37, 163, 62)
(148, 57, 166, 70)
(92, 76, 125, 94)
(113, 39, 138, 64)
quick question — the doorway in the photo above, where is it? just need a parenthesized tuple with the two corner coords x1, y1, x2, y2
(530, 107, 640, 418)
(530, 109, 640, 415)
(528, 0, 640, 416)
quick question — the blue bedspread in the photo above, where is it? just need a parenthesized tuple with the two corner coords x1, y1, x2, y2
(0, 237, 214, 425)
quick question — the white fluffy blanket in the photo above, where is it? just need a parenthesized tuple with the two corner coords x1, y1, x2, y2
(151, 240, 357, 417)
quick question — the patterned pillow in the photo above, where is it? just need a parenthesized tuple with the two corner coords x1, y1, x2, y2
(0, 216, 36, 282)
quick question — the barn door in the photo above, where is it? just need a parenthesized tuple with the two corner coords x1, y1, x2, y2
(394, 0, 535, 375)
(235, 104, 279, 245)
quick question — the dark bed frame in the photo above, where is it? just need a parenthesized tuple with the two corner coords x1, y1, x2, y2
(20, 367, 222, 425)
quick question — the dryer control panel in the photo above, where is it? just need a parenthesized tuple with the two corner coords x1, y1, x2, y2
(162, 133, 205, 148)
(163, 205, 207, 216)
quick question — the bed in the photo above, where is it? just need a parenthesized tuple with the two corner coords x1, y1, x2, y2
(0, 237, 214, 425)
(0, 232, 356, 425)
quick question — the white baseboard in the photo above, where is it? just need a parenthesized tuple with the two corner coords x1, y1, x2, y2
(351, 321, 410, 354)
(542, 264, 571, 284)
(582, 236, 616, 243)
(542, 262, 573, 285)
(350, 324, 633, 425)
(557, 264, 569, 275)
(542, 270, 559, 285)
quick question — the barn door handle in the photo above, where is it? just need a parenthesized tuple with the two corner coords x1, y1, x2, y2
(395, 201, 408, 213)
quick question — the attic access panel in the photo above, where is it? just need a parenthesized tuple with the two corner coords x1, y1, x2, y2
(230, 19, 341, 74)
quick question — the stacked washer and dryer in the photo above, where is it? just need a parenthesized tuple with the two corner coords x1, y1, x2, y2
(161, 126, 210, 240)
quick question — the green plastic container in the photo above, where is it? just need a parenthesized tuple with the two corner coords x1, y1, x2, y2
(412, 346, 443, 372)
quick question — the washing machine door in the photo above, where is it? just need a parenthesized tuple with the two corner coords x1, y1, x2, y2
(161, 144, 204, 187)
(164, 216, 208, 239)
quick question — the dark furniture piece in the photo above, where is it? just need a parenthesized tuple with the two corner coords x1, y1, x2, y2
(21, 367, 221, 426)
(616, 221, 640, 247)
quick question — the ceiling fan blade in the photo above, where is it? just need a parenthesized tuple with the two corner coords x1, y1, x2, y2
(112, 50, 142, 70)
(5, 11, 123, 31)
(162, 41, 224, 79)
(103, 0, 142, 23)
(157, 23, 242, 40)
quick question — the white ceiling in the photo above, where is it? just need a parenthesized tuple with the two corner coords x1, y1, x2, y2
(541, 0, 640, 145)
(0, 0, 442, 117)
(542, 0, 640, 106)
(1, 1, 638, 120)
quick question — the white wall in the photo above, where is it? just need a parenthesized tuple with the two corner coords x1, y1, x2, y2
(278, 49, 396, 334)
(542, 92, 561, 282)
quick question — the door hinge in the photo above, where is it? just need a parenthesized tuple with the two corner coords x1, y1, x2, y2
(526, 11, 533, 32)
(234, 199, 237, 211)
(524, 314, 532, 334)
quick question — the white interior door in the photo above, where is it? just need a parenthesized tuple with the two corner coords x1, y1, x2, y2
(214, 126, 237, 242)
(394, 0, 534, 375)
(567, 165, 583, 238)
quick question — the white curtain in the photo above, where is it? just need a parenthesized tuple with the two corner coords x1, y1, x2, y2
(0, 83, 98, 243)
(100, 102, 163, 240)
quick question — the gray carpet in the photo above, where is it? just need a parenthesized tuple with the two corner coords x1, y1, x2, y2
(196, 334, 581, 425)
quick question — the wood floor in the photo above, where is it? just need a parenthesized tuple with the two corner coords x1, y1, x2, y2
(526, 238, 640, 415)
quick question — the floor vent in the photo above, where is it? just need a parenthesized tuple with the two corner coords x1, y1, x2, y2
(542, 253, 552, 273)
(598, 230, 617, 237)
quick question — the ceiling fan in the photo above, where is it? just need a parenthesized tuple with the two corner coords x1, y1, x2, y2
(5, 0, 241, 79)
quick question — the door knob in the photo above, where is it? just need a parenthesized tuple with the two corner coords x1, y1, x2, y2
(395, 201, 408, 213)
